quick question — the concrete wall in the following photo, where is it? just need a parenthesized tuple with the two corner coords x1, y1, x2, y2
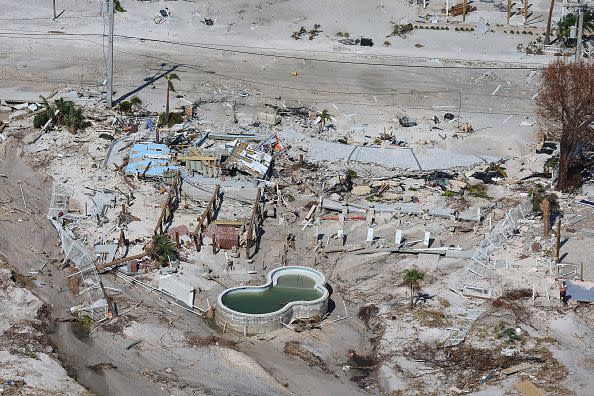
(215, 266, 329, 335)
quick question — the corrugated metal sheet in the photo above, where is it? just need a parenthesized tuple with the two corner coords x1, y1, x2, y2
(125, 143, 179, 178)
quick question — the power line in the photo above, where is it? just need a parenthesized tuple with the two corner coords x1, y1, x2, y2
(1, 32, 537, 109)
(0, 30, 543, 70)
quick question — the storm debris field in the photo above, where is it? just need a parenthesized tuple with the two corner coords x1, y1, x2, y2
(1, 1, 594, 396)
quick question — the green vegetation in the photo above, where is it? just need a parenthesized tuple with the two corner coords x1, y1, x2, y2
(346, 169, 358, 179)
(530, 184, 559, 214)
(496, 323, 522, 343)
(443, 190, 458, 197)
(544, 157, 559, 175)
(557, 11, 594, 38)
(403, 268, 425, 308)
(392, 23, 414, 37)
(152, 234, 177, 266)
(158, 112, 184, 128)
(117, 96, 143, 115)
(467, 184, 489, 198)
(336, 32, 350, 38)
(75, 315, 93, 332)
(114, 0, 126, 12)
(488, 162, 507, 178)
(33, 96, 90, 133)
(318, 109, 332, 132)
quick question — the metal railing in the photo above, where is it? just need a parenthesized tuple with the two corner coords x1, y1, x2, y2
(451, 199, 533, 296)
(48, 184, 108, 320)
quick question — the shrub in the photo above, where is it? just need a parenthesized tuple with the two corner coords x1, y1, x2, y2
(33, 111, 51, 128)
(158, 112, 184, 128)
(152, 234, 177, 266)
(384, 40, 391, 46)
(33, 96, 90, 133)
(117, 96, 143, 115)
(75, 315, 93, 332)
(510, 30, 515, 34)
(455, 27, 459, 31)
(114, 0, 125, 12)
(496, 324, 522, 343)
(346, 169, 358, 179)
(531, 184, 559, 214)
(467, 184, 489, 198)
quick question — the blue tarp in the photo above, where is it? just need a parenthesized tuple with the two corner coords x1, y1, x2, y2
(125, 143, 179, 178)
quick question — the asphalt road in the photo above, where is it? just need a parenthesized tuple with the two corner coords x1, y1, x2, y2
(1, 32, 538, 118)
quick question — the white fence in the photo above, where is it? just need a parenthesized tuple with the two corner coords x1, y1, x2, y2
(451, 199, 533, 296)
(48, 184, 108, 320)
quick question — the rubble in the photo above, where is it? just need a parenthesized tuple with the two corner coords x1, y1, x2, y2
(0, 35, 591, 395)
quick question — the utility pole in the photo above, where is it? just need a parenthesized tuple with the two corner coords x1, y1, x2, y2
(463, 0, 467, 22)
(575, 0, 584, 62)
(106, 0, 114, 108)
(52, 0, 56, 19)
(524, 0, 528, 25)
(507, 0, 512, 25)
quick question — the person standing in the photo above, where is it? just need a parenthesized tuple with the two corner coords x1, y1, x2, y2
(560, 281, 568, 305)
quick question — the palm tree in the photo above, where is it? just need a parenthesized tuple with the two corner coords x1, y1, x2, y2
(319, 109, 332, 132)
(165, 73, 180, 120)
(403, 268, 425, 308)
(556, 11, 594, 39)
(545, 0, 555, 45)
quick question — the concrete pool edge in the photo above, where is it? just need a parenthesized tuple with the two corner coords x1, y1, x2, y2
(215, 266, 330, 335)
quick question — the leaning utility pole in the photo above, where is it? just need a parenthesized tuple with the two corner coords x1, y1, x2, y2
(575, 0, 585, 62)
(106, 0, 114, 108)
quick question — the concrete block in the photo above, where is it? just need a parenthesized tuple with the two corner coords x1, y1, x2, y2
(398, 204, 423, 215)
(429, 208, 456, 219)
(159, 274, 195, 307)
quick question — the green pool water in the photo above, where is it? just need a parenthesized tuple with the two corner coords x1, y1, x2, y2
(221, 274, 324, 314)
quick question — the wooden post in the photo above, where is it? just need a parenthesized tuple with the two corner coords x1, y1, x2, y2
(194, 234, 201, 252)
(524, 0, 528, 24)
(463, 0, 467, 21)
(507, 0, 511, 24)
(119, 229, 126, 247)
(541, 199, 551, 237)
(557, 219, 561, 263)
(245, 189, 261, 258)
(96, 251, 148, 271)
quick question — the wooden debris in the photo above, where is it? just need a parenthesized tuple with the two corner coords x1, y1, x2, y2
(501, 362, 532, 375)
(514, 379, 544, 396)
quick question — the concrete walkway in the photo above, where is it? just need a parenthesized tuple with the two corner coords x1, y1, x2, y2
(283, 129, 497, 171)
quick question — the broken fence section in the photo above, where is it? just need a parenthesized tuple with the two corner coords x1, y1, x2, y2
(450, 199, 533, 299)
(48, 183, 108, 320)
